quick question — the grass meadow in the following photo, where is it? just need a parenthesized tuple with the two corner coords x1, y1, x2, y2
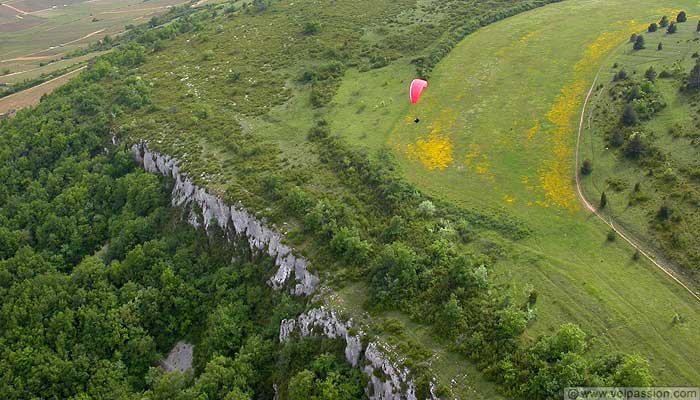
(331, 0, 700, 385)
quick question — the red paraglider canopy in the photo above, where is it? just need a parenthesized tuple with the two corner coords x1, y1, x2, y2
(410, 79, 428, 104)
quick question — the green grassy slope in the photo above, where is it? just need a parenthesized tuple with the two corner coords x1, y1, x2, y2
(372, 1, 700, 384)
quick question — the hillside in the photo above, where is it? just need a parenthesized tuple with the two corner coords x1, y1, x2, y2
(582, 13, 700, 284)
(1, 0, 699, 399)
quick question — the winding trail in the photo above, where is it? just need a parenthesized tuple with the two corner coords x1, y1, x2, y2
(574, 71, 700, 303)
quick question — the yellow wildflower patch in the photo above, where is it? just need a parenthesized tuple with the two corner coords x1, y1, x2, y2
(537, 22, 645, 211)
(503, 194, 516, 204)
(406, 129, 454, 170)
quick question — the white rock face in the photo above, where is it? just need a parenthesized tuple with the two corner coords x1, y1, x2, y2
(364, 342, 418, 400)
(132, 142, 320, 296)
(279, 306, 362, 367)
(280, 308, 440, 400)
(161, 341, 193, 373)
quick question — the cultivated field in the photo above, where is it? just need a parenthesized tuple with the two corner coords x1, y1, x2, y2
(0, 66, 83, 115)
(0, 0, 188, 86)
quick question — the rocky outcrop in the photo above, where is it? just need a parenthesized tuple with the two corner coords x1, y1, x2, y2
(280, 308, 440, 400)
(161, 341, 193, 372)
(279, 307, 362, 367)
(132, 142, 319, 296)
(364, 342, 418, 400)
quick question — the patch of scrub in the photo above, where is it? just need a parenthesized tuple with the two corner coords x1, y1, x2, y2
(161, 341, 193, 373)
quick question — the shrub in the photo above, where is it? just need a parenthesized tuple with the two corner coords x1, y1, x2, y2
(610, 129, 624, 147)
(644, 66, 657, 81)
(648, 23, 658, 32)
(658, 42, 663, 51)
(613, 69, 628, 81)
(621, 103, 638, 126)
(633, 35, 645, 50)
(418, 200, 436, 216)
(677, 11, 687, 23)
(624, 134, 647, 159)
(600, 192, 608, 209)
(202, 49, 215, 61)
(607, 230, 616, 242)
(659, 15, 669, 28)
(667, 22, 678, 34)
(303, 20, 321, 35)
(581, 160, 593, 176)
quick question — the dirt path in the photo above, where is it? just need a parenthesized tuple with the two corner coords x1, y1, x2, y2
(574, 71, 700, 303)
(0, 66, 85, 115)
(1, 3, 28, 15)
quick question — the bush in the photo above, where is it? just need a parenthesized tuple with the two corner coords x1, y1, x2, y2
(659, 15, 669, 28)
(202, 49, 215, 61)
(648, 23, 658, 32)
(667, 22, 677, 34)
(633, 35, 645, 50)
(677, 11, 687, 23)
(610, 129, 624, 147)
(621, 103, 638, 126)
(303, 20, 321, 35)
(418, 200, 436, 216)
(644, 66, 657, 81)
(624, 134, 647, 159)
(607, 230, 616, 242)
(581, 160, 593, 176)
(613, 69, 628, 81)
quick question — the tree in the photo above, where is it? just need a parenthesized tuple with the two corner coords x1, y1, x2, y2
(600, 192, 608, 209)
(644, 66, 657, 81)
(625, 134, 646, 159)
(633, 35, 645, 50)
(581, 160, 593, 176)
(677, 11, 687, 23)
(697, 20, 700, 32)
(667, 22, 678, 34)
(613, 354, 654, 386)
(610, 130, 624, 147)
(658, 42, 663, 51)
(659, 15, 669, 28)
(613, 69, 628, 81)
(621, 103, 638, 126)
(288, 370, 315, 400)
(656, 205, 671, 221)
(648, 23, 658, 32)
(687, 63, 700, 90)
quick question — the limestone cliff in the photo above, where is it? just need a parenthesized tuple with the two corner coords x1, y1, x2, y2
(131, 142, 319, 296)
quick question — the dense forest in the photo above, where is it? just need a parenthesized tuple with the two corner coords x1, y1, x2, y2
(0, 46, 366, 399)
(0, 1, 661, 399)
